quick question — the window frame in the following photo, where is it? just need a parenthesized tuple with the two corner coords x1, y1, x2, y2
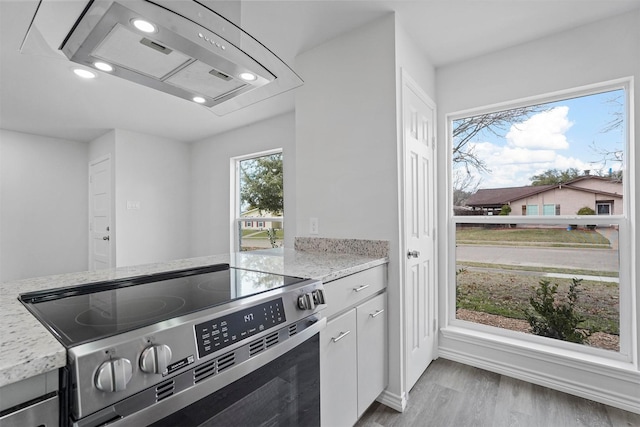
(445, 78, 635, 363)
(231, 148, 284, 253)
(597, 201, 613, 215)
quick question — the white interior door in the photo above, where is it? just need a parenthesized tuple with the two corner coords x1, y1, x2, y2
(402, 71, 437, 392)
(89, 155, 113, 270)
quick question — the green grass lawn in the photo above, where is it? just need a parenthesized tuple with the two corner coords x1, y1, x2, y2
(456, 226, 610, 248)
(241, 229, 284, 239)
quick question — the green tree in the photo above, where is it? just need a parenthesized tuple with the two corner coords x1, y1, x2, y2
(240, 153, 283, 215)
(529, 168, 582, 185)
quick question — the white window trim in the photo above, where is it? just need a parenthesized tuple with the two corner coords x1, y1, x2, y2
(444, 78, 636, 368)
(230, 148, 284, 253)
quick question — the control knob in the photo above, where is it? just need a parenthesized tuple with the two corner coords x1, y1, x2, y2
(297, 293, 315, 310)
(95, 358, 132, 392)
(312, 289, 326, 305)
(298, 289, 326, 310)
(140, 344, 172, 374)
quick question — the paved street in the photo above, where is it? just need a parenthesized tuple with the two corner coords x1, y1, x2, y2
(456, 244, 619, 272)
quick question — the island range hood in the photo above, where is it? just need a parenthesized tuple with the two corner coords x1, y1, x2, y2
(25, 0, 303, 115)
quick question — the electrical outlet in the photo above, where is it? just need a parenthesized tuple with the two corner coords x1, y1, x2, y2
(126, 201, 141, 210)
(309, 217, 319, 235)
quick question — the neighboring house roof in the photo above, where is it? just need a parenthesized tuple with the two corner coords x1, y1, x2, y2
(466, 185, 554, 208)
(240, 207, 280, 218)
(465, 176, 621, 208)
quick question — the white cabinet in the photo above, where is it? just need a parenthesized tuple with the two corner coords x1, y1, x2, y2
(320, 309, 358, 427)
(356, 293, 387, 418)
(320, 265, 387, 427)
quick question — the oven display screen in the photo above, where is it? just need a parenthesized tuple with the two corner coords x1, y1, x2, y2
(195, 298, 286, 358)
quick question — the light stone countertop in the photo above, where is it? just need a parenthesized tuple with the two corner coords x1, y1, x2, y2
(0, 245, 388, 388)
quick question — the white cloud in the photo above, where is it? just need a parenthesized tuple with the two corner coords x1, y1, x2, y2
(453, 105, 614, 189)
(462, 142, 602, 188)
(506, 106, 573, 150)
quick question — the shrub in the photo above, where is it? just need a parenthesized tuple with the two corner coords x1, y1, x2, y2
(576, 206, 596, 229)
(525, 278, 592, 344)
(577, 206, 595, 215)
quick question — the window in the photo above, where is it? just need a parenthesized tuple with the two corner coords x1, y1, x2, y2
(450, 81, 631, 358)
(543, 204, 556, 215)
(597, 201, 612, 215)
(233, 150, 284, 251)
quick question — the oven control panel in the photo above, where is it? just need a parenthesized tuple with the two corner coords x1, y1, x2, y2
(194, 298, 286, 358)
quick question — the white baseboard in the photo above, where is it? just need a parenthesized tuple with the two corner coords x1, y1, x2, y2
(376, 389, 407, 412)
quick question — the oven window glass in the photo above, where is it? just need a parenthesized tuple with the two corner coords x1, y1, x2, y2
(150, 334, 320, 427)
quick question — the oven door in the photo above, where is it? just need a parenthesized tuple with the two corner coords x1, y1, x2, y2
(151, 332, 320, 427)
(88, 317, 325, 427)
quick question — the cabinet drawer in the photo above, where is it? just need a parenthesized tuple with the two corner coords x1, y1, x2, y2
(0, 394, 59, 427)
(323, 265, 386, 319)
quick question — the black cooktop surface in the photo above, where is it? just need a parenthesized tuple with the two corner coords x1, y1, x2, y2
(20, 264, 306, 347)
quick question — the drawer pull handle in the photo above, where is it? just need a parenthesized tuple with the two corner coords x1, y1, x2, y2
(370, 309, 385, 318)
(353, 284, 370, 292)
(331, 331, 351, 343)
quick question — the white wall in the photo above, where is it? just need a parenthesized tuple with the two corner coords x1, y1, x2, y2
(295, 14, 397, 240)
(0, 129, 88, 281)
(189, 112, 296, 256)
(435, 10, 640, 412)
(114, 129, 191, 266)
(295, 13, 436, 409)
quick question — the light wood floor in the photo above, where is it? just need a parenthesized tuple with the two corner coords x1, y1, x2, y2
(355, 358, 640, 427)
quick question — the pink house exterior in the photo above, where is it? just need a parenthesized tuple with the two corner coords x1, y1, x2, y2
(465, 176, 623, 216)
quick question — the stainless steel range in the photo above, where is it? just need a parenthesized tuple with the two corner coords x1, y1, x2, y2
(20, 263, 327, 427)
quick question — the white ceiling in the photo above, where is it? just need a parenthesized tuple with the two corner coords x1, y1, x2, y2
(1, 0, 639, 143)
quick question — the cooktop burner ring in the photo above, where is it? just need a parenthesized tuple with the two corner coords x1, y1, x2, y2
(74, 295, 187, 327)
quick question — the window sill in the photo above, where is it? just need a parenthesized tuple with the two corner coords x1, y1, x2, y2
(439, 324, 640, 413)
(440, 324, 634, 372)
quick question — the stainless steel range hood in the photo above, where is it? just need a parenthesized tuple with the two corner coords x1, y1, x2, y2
(25, 0, 303, 115)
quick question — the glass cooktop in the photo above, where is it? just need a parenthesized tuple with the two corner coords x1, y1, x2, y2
(19, 264, 306, 347)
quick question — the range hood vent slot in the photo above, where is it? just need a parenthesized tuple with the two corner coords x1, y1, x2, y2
(29, 0, 302, 115)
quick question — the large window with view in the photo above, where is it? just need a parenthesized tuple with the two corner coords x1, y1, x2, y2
(234, 151, 284, 251)
(449, 81, 632, 358)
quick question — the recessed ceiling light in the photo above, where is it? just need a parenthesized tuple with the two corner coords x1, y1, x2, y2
(239, 72, 257, 82)
(73, 68, 97, 79)
(94, 62, 113, 72)
(132, 19, 156, 33)
(193, 96, 206, 104)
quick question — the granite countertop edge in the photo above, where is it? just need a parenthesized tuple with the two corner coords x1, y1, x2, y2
(0, 248, 388, 388)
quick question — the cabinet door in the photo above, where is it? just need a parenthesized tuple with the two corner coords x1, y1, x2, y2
(320, 309, 357, 427)
(356, 292, 387, 417)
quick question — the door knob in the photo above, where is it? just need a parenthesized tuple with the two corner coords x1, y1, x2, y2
(407, 250, 420, 259)
(103, 236, 110, 241)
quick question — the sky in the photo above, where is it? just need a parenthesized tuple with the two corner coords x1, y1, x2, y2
(453, 88, 625, 190)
